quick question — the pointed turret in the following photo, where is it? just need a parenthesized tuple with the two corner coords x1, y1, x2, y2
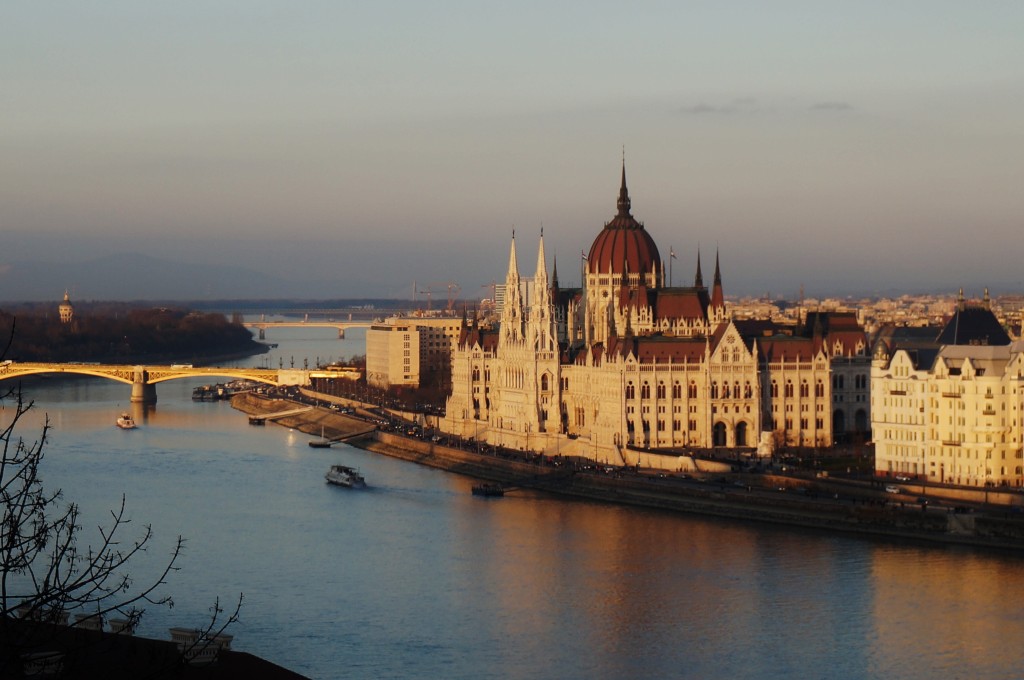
(694, 250, 704, 288)
(507, 230, 520, 282)
(616, 161, 631, 218)
(711, 250, 725, 311)
(533, 229, 549, 307)
(500, 231, 525, 343)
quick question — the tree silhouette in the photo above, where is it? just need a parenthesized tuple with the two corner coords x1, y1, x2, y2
(1, 322, 240, 674)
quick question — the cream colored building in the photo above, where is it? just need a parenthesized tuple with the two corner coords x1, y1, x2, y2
(365, 315, 463, 389)
(441, 166, 869, 465)
(872, 292, 1023, 487)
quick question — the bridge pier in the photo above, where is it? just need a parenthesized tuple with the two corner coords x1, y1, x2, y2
(131, 367, 157, 404)
(338, 328, 345, 339)
(259, 328, 266, 340)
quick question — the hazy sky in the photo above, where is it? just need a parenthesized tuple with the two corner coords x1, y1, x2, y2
(3, 2, 1023, 300)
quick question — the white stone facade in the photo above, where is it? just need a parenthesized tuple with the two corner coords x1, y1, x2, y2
(872, 342, 1024, 487)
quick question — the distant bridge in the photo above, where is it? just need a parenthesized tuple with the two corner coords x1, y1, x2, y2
(241, 318, 375, 339)
(0, 362, 306, 404)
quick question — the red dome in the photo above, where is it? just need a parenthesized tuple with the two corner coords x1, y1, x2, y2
(587, 166, 661, 276)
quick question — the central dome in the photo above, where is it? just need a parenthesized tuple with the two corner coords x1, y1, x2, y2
(586, 165, 661, 276)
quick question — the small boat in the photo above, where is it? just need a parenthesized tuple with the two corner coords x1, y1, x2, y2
(248, 415, 266, 426)
(309, 426, 333, 447)
(471, 483, 504, 497)
(116, 412, 136, 430)
(325, 465, 366, 488)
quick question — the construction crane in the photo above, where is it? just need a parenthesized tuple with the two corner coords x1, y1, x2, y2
(415, 281, 461, 311)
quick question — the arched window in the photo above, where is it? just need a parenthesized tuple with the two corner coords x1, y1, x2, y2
(657, 382, 666, 399)
(673, 381, 682, 399)
(641, 382, 651, 399)
(785, 381, 794, 398)
(736, 421, 748, 446)
(711, 382, 719, 399)
(689, 382, 698, 399)
(626, 382, 635, 400)
(734, 382, 741, 400)
(815, 380, 824, 398)
(744, 382, 752, 398)
(541, 374, 549, 392)
(472, 367, 480, 381)
(800, 380, 809, 398)
(771, 381, 778, 398)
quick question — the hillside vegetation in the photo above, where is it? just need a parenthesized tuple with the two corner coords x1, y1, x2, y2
(0, 308, 265, 363)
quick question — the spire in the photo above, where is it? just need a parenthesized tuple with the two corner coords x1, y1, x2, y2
(694, 249, 704, 288)
(501, 230, 524, 342)
(508, 229, 520, 280)
(616, 159, 632, 218)
(533, 230, 551, 310)
(551, 254, 560, 292)
(711, 249, 725, 311)
(535, 230, 548, 288)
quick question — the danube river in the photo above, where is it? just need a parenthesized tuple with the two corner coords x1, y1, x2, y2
(6, 326, 1024, 679)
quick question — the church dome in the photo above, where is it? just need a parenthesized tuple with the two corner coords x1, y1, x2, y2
(587, 165, 661, 276)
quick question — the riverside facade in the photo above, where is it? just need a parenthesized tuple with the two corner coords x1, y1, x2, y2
(441, 165, 870, 466)
(872, 291, 1024, 487)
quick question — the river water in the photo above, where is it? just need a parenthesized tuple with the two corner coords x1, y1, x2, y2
(5, 326, 1024, 679)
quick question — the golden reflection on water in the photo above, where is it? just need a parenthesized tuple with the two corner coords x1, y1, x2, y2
(869, 547, 1024, 677)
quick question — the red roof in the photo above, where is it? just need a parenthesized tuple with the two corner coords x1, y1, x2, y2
(587, 165, 661, 277)
(652, 288, 709, 321)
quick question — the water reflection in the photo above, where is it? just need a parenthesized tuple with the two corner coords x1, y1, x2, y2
(5, 338, 1024, 679)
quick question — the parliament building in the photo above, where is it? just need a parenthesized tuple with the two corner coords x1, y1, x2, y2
(441, 166, 870, 467)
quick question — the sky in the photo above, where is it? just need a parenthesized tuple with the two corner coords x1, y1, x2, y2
(3, 2, 1024, 301)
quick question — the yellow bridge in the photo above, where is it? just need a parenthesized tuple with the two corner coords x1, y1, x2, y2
(0, 361, 302, 404)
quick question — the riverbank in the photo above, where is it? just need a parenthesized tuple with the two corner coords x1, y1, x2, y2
(232, 393, 1024, 553)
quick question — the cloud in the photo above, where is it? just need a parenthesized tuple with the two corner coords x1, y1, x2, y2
(679, 99, 856, 116)
(679, 98, 760, 116)
(809, 101, 854, 112)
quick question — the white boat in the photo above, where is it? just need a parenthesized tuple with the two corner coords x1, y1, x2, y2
(116, 412, 137, 429)
(325, 464, 366, 488)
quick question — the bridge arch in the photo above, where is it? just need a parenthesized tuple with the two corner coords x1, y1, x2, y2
(0, 362, 287, 404)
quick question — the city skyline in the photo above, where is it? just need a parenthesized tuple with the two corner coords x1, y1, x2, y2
(3, 3, 1023, 300)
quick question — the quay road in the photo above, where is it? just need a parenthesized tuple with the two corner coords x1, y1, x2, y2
(0, 361, 296, 404)
(242, 387, 1024, 551)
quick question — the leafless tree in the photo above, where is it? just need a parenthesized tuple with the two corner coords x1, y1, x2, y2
(1, 321, 241, 671)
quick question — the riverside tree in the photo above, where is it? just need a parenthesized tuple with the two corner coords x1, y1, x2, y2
(0, 326, 240, 671)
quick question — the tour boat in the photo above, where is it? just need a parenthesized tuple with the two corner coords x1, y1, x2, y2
(116, 412, 137, 430)
(325, 465, 366, 488)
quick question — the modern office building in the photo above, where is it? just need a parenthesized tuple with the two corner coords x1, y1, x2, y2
(366, 315, 463, 389)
